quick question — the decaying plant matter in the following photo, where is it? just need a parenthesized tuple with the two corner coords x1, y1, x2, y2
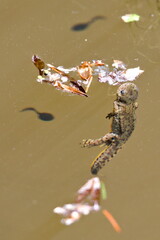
(53, 177, 121, 232)
(32, 55, 143, 97)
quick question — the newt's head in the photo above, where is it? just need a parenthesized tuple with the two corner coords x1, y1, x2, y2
(117, 83, 138, 104)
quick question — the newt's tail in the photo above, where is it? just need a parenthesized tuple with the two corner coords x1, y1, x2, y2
(91, 142, 121, 174)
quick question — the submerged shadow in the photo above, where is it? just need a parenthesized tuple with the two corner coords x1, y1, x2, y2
(20, 107, 54, 121)
(71, 15, 106, 31)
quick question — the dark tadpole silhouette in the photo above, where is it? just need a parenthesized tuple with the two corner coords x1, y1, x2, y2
(71, 16, 106, 31)
(20, 107, 54, 121)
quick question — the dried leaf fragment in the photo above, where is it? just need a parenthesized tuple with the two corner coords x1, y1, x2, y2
(53, 177, 101, 226)
(78, 61, 92, 81)
(122, 67, 144, 81)
(53, 177, 121, 231)
(102, 209, 122, 233)
(76, 177, 101, 203)
(54, 203, 99, 225)
(77, 61, 93, 92)
(32, 55, 45, 76)
(98, 60, 144, 85)
(121, 14, 140, 23)
(54, 81, 88, 97)
(100, 181, 107, 200)
(112, 60, 126, 70)
(91, 60, 105, 67)
(70, 81, 88, 96)
(33, 56, 143, 96)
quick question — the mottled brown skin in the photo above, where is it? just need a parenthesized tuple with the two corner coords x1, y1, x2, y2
(82, 83, 139, 174)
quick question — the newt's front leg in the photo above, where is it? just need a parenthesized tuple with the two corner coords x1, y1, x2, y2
(82, 133, 118, 148)
(106, 112, 116, 119)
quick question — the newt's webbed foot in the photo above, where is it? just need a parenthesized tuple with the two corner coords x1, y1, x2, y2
(82, 133, 119, 148)
(81, 139, 98, 148)
(106, 112, 116, 119)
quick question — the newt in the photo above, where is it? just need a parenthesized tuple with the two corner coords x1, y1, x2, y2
(82, 83, 139, 174)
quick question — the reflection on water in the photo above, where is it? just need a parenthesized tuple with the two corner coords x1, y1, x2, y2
(20, 107, 54, 121)
(71, 16, 106, 31)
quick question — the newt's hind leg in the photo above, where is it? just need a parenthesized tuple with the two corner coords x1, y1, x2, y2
(82, 133, 118, 148)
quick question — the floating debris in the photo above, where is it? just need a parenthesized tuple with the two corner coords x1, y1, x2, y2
(32, 56, 143, 96)
(102, 210, 121, 233)
(53, 177, 101, 225)
(54, 203, 98, 226)
(32, 55, 45, 76)
(33, 56, 88, 97)
(121, 14, 140, 23)
(53, 177, 121, 232)
(98, 60, 144, 85)
(100, 181, 107, 200)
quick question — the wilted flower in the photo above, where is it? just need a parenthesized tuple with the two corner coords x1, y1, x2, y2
(53, 177, 101, 226)
(53, 177, 121, 232)
(98, 60, 144, 85)
(53, 202, 100, 225)
(122, 67, 144, 81)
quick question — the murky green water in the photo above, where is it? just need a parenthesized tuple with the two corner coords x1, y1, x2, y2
(1, 0, 160, 240)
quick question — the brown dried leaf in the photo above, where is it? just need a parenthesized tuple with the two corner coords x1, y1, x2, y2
(91, 60, 105, 67)
(48, 64, 76, 82)
(70, 81, 87, 95)
(76, 177, 101, 203)
(54, 81, 88, 97)
(78, 61, 92, 80)
(48, 64, 66, 76)
(32, 55, 45, 76)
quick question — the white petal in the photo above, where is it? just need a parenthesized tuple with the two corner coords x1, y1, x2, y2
(61, 218, 76, 225)
(61, 76, 68, 82)
(123, 67, 144, 81)
(53, 207, 67, 215)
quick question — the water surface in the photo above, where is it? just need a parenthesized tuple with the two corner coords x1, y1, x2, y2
(1, 0, 160, 240)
